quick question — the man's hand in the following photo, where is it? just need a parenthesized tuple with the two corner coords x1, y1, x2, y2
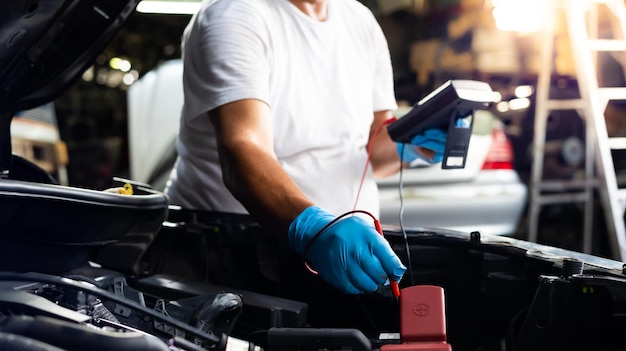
(288, 206, 406, 294)
(397, 128, 447, 164)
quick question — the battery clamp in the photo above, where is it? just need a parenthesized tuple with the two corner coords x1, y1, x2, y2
(387, 80, 495, 169)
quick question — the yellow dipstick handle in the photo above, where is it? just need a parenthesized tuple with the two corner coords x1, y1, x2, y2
(119, 183, 134, 195)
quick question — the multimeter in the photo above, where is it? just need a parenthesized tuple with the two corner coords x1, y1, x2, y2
(387, 80, 496, 169)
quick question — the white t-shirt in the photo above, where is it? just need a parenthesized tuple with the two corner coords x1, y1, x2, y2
(165, 0, 397, 217)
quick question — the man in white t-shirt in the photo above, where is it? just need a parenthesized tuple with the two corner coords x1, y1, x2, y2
(165, 0, 445, 299)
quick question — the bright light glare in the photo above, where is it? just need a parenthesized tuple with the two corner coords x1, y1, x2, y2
(119, 60, 132, 72)
(492, 91, 503, 103)
(514, 85, 534, 98)
(110, 57, 132, 72)
(509, 97, 531, 110)
(496, 101, 510, 113)
(136, 1, 201, 15)
(109, 57, 122, 70)
(123, 72, 137, 85)
(82, 66, 94, 82)
(491, 0, 544, 33)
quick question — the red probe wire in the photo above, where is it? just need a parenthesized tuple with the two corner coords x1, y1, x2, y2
(364, 117, 400, 299)
(374, 216, 401, 299)
(352, 116, 397, 212)
(302, 116, 401, 299)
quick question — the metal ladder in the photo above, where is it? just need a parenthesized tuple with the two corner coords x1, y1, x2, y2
(529, 0, 626, 261)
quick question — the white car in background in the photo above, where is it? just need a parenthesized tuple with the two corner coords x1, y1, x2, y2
(127, 59, 527, 236)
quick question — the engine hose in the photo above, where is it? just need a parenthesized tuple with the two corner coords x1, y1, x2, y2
(0, 272, 223, 348)
(0, 332, 66, 351)
(190, 292, 242, 337)
(0, 315, 169, 351)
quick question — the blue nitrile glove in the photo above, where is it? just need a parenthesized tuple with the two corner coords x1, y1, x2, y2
(396, 117, 471, 164)
(288, 206, 407, 294)
(397, 128, 448, 164)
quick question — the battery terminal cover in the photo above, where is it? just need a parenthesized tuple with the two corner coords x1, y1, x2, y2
(381, 285, 451, 351)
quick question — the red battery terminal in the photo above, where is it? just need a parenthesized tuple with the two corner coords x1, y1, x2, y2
(381, 285, 451, 351)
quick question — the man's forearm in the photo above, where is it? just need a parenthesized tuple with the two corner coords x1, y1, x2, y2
(369, 111, 403, 178)
(208, 99, 314, 238)
(219, 141, 314, 238)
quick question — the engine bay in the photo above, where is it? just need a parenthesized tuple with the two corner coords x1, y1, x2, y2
(2, 206, 626, 351)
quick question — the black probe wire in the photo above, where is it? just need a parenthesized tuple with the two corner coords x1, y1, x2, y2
(301, 209, 379, 275)
(398, 144, 415, 286)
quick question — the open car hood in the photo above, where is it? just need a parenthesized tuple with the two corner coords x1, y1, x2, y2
(0, 0, 140, 176)
(0, 0, 169, 276)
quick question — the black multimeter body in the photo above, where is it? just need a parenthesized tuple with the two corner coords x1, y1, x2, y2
(387, 80, 495, 169)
